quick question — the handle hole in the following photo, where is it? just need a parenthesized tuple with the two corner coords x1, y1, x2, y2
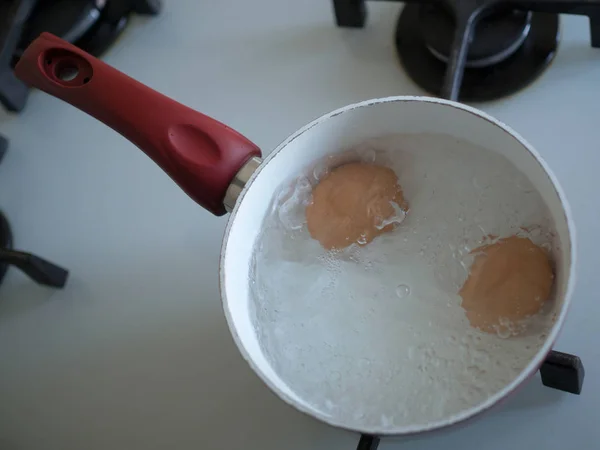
(55, 63, 79, 82)
(42, 50, 93, 86)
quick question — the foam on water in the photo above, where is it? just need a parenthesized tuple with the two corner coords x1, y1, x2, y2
(249, 133, 557, 429)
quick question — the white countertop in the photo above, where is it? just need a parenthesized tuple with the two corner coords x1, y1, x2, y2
(0, 1, 599, 448)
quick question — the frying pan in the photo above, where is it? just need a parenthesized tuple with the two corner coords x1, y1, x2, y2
(14, 33, 576, 447)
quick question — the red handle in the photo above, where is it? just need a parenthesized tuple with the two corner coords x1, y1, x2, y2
(15, 33, 261, 216)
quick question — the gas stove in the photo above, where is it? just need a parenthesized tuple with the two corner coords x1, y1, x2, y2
(0, 1, 598, 450)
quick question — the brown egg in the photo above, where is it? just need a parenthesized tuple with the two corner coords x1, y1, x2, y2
(459, 236, 554, 334)
(306, 162, 407, 250)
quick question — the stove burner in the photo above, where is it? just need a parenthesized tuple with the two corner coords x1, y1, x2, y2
(396, 5, 559, 102)
(18, 0, 130, 60)
(17, 0, 104, 55)
(421, 7, 533, 69)
(334, 0, 600, 101)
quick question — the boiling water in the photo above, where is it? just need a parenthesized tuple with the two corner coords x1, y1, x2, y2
(249, 133, 557, 429)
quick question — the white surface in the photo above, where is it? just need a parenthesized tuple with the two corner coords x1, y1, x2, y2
(227, 99, 573, 433)
(0, 1, 598, 449)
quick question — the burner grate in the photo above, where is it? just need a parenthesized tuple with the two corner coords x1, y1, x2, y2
(333, 0, 600, 100)
(396, 6, 559, 101)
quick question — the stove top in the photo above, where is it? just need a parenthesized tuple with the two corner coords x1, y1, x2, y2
(333, 0, 600, 101)
(0, 2, 598, 449)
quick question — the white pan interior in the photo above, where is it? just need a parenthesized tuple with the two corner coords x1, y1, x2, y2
(220, 97, 575, 435)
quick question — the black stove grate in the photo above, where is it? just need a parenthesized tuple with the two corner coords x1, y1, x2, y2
(333, 0, 600, 101)
(396, 6, 559, 101)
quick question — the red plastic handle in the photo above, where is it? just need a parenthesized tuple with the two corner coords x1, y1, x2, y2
(15, 33, 261, 216)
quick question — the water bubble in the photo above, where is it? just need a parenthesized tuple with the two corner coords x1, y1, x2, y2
(313, 164, 330, 181)
(278, 176, 311, 230)
(357, 234, 367, 245)
(472, 349, 490, 364)
(396, 284, 410, 298)
(459, 259, 470, 274)
(357, 147, 377, 163)
(495, 326, 512, 339)
(529, 227, 542, 239)
(375, 203, 407, 230)
(423, 347, 438, 366)
(296, 176, 311, 192)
